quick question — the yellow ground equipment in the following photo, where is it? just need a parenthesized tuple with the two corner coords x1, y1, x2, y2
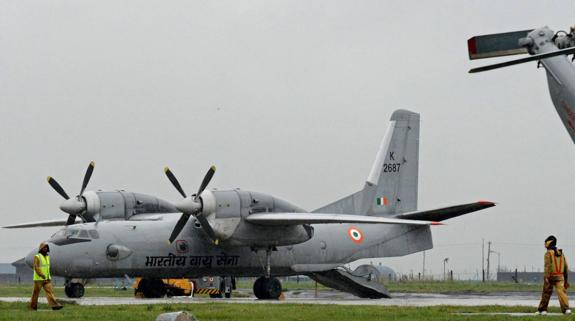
(133, 278, 193, 298)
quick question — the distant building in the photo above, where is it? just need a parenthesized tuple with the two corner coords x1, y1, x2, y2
(497, 271, 575, 283)
(0, 263, 17, 283)
(12, 258, 33, 284)
(374, 265, 397, 281)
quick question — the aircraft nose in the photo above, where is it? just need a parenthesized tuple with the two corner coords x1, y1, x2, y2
(25, 249, 36, 268)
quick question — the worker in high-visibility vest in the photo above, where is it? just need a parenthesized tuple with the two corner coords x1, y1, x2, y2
(536, 235, 571, 315)
(29, 242, 63, 311)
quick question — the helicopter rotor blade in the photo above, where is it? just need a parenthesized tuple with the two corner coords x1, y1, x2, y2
(470, 47, 575, 73)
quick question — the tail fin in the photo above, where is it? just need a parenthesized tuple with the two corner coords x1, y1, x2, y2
(314, 109, 420, 216)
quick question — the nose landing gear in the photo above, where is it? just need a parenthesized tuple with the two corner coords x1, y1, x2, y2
(252, 247, 282, 300)
(64, 281, 85, 298)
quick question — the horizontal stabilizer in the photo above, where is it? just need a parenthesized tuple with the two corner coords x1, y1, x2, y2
(2, 218, 82, 229)
(245, 212, 441, 226)
(394, 201, 495, 222)
(468, 30, 532, 60)
(469, 47, 575, 73)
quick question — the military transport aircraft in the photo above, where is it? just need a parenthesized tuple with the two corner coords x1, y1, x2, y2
(20, 109, 495, 299)
(468, 25, 575, 144)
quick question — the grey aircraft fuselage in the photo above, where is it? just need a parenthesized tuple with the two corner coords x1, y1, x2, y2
(31, 211, 430, 279)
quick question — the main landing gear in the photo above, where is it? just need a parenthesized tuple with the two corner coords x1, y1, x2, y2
(253, 276, 282, 300)
(252, 247, 282, 300)
(64, 281, 85, 298)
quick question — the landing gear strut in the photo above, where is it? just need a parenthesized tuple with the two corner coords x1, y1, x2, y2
(64, 282, 85, 298)
(253, 247, 282, 299)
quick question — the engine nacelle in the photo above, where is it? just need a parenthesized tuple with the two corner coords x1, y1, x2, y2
(198, 189, 313, 247)
(81, 191, 177, 222)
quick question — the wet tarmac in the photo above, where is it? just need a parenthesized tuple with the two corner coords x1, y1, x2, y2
(0, 290, 560, 308)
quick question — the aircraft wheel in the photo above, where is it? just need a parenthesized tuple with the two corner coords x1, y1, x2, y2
(262, 277, 282, 300)
(65, 282, 85, 298)
(253, 277, 281, 300)
(253, 277, 267, 299)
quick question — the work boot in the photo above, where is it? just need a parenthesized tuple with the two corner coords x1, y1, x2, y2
(52, 306, 63, 311)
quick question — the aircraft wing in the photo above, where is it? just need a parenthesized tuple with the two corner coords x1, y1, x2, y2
(393, 201, 495, 221)
(245, 213, 441, 226)
(3, 213, 172, 229)
(2, 218, 82, 229)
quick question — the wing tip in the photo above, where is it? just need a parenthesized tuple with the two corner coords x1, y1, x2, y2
(477, 200, 496, 206)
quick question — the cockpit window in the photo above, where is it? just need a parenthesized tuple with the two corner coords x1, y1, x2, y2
(66, 229, 81, 238)
(51, 228, 99, 239)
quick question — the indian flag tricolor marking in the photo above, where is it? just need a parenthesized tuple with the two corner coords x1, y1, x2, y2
(376, 196, 389, 206)
(347, 227, 364, 244)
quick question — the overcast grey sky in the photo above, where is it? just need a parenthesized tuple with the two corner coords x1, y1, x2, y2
(2, 0, 575, 279)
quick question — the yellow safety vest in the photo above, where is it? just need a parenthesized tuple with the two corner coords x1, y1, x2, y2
(33, 254, 51, 281)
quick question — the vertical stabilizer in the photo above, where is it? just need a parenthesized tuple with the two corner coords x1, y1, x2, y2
(313, 109, 419, 216)
(362, 109, 419, 216)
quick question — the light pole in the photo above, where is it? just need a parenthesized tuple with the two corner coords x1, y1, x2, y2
(490, 249, 501, 279)
(443, 258, 449, 281)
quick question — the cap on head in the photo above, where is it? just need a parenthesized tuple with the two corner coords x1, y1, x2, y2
(545, 235, 557, 248)
(38, 242, 49, 252)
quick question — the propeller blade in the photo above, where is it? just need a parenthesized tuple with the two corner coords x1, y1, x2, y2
(164, 167, 187, 198)
(195, 166, 216, 201)
(169, 213, 191, 244)
(66, 215, 77, 225)
(47, 176, 70, 200)
(469, 46, 575, 73)
(79, 161, 95, 195)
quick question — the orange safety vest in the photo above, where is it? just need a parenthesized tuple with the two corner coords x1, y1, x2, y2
(549, 251, 566, 276)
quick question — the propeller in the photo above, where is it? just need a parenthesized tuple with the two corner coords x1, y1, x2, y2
(47, 161, 95, 225)
(164, 166, 216, 243)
